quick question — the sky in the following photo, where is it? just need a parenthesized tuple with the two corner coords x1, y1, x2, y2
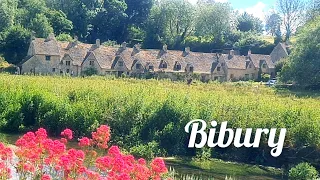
(187, 0, 278, 22)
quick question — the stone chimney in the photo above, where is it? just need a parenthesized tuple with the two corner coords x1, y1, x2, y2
(30, 31, 36, 42)
(183, 47, 190, 57)
(121, 42, 127, 50)
(132, 44, 141, 56)
(45, 33, 56, 42)
(159, 44, 168, 57)
(228, 50, 234, 59)
(96, 39, 101, 48)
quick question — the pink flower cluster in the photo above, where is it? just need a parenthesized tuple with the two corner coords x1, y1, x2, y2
(0, 125, 169, 180)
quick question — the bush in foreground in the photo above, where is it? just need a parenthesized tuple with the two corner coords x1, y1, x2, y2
(289, 162, 319, 180)
(0, 125, 169, 180)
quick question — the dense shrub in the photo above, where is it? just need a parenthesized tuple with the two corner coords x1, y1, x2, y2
(289, 163, 319, 180)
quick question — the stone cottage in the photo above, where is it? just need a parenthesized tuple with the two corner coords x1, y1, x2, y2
(21, 34, 287, 82)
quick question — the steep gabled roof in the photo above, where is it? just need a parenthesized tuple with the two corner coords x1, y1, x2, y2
(222, 55, 247, 70)
(248, 54, 274, 68)
(32, 38, 61, 56)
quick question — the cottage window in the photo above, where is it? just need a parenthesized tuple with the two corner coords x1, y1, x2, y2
(217, 67, 221, 71)
(149, 65, 154, 71)
(221, 63, 225, 66)
(214, 77, 219, 81)
(161, 62, 167, 69)
(118, 61, 124, 67)
(249, 64, 252, 68)
(66, 69, 70, 73)
(45, 56, 51, 61)
(189, 66, 194, 72)
(136, 64, 142, 69)
(66, 61, 71, 66)
(245, 74, 249, 79)
(60, 70, 63, 74)
(176, 64, 181, 70)
(89, 61, 94, 66)
(230, 74, 234, 79)
(52, 68, 56, 72)
(252, 73, 255, 78)
(262, 64, 267, 68)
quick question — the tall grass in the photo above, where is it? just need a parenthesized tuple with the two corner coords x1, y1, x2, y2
(1, 74, 320, 162)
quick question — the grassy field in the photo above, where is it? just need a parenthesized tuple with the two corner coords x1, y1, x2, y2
(0, 74, 320, 166)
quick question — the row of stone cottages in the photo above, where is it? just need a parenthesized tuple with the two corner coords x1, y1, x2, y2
(20, 34, 289, 82)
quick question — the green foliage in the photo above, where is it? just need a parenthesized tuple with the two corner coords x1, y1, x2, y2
(280, 17, 320, 88)
(289, 163, 319, 180)
(30, 13, 54, 38)
(130, 141, 161, 159)
(237, 12, 263, 33)
(56, 33, 73, 42)
(45, 10, 73, 35)
(0, 25, 31, 64)
(82, 67, 98, 76)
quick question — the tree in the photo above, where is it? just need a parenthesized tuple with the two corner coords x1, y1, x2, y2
(195, 2, 233, 42)
(237, 12, 263, 33)
(306, 0, 320, 22)
(280, 17, 320, 88)
(144, 0, 195, 49)
(277, 0, 305, 41)
(265, 12, 282, 36)
(89, 0, 128, 43)
(45, 10, 73, 35)
(0, 25, 31, 65)
(0, 0, 18, 31)
(30, 13, 54, 38)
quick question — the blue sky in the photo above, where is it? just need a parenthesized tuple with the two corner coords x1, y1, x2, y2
(187, 0, 278, 21)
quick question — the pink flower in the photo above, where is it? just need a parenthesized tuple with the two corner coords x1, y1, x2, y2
(78, 137, 91, 147)
(61, 129, 73, 140)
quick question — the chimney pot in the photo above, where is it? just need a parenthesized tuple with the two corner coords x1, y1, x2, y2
(96, 39, 101, 48)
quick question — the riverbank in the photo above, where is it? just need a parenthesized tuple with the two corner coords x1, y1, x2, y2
(165, 157, 283, 180)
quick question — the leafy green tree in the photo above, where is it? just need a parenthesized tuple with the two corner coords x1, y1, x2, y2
(30, 13, 54, 38)
(45, 10, 73, 35)
(280, 17, 320, 88)
(89, 0, 128, 43)
(0, 0, 18, 31)
(237, 12, 263, 33)
(265, 12, 282, 36)
(123, 0, 153, 41)
(145, 0, 195, 49)
(0, 25, 31, 65)
(195, 2, 233, 44)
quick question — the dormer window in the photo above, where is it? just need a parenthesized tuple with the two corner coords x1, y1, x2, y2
(118, 61, 124, 67)
(89, 61, 94, 66)
(217, 67, 221, 71)
(249, 64, 252, 68)
(161, 61, 167, 69)
(136, 64, 142, 69)
(221, 63, 225, 66)
(262, 64, 267, 68)
(149, 65, 154, 71)
(45, 56, 51, 61)
(66, 61, 71, 66)
(175, 62, 181, 71)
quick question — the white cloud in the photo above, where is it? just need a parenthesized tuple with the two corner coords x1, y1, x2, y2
(239, 2, 267, 22)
